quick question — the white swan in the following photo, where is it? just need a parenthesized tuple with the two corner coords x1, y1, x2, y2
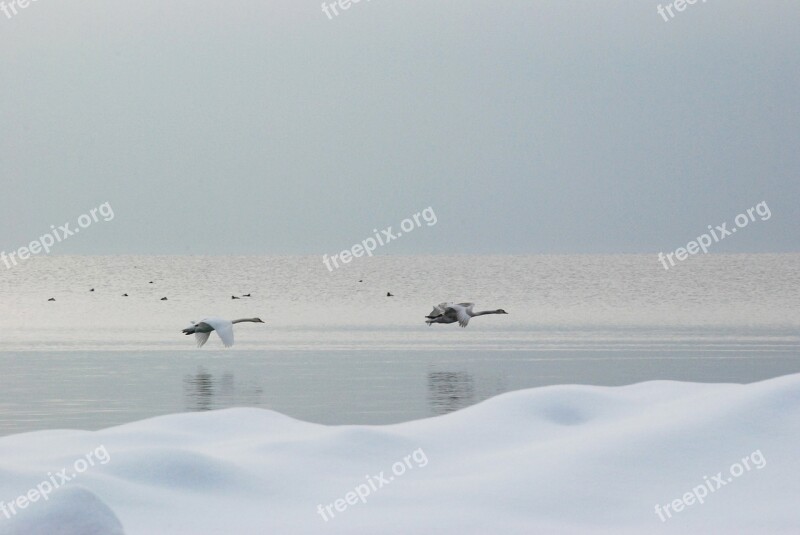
(182, 317, 264, 348)
(425, 302, 508, 328)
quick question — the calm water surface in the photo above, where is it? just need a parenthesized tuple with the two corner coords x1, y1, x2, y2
(0, 255, 798, 435)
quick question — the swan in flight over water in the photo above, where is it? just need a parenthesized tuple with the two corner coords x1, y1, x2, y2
(425, 302, 508, 327)
(182, 317, 265, 348)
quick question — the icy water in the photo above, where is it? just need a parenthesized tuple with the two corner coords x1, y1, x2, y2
(0, 254, 798, 435)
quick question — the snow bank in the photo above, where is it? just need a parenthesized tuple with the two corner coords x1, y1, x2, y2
(0, 486, 125, 535)
(1, 374, 799, 534)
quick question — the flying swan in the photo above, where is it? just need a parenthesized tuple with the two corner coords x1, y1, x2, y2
(425, 302, 508, 327)
(182, 317, 264, 348)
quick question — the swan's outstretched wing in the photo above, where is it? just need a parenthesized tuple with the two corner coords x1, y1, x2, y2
(428, 302, 453, 318)
(200, 317, 235, 348)
(447, 304, 472, 327)
(195, 331, 211, 348)
(216, 325, 234, 347)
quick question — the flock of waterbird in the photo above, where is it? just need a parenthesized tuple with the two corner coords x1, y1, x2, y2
(47, 284, 253, 303)
(47, 282, 508, 348)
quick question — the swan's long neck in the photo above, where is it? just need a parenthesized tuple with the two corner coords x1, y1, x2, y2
(473, 310, 503, 316)
(232, 318, 260, 324)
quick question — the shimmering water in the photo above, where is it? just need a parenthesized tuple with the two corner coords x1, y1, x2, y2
(0, 254, 798, 435)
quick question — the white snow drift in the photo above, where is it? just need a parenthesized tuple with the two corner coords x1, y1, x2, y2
(1, 374, 799, 534)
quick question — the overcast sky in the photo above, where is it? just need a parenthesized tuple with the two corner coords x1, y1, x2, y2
(1, 1, 798, 255)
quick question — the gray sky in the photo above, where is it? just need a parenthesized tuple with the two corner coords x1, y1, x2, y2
(1, 1, 798, 255)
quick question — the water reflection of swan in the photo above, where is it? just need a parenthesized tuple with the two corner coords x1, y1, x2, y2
(183, 368, 264, 412)
(184, 368, 214, 411)
(427, 371, 475, 415)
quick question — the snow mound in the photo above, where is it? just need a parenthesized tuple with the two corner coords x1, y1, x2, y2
(0, 486, 125, 535)
(0, 375, 799, 534)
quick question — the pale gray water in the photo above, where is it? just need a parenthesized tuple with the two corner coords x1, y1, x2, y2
(0, 254, 798, 435)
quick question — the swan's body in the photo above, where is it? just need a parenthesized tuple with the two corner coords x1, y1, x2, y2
(182, 316, 264, 348)
(425, 302, 507, 328)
